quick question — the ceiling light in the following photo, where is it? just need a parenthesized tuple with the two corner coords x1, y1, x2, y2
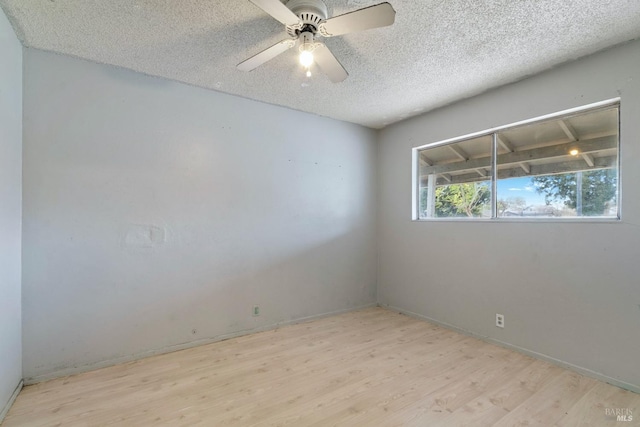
(569, 149, 579, 156)
(237, 1, 395, 83)
(298, 31, 316, 70)
(299, 50, 314, 68)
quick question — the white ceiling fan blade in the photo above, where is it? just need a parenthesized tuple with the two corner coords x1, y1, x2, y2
(248, 0, 300, 26)
(314, 44, 348, 83)
(319, 2, 396, 37)
(237, 39, 296, 71)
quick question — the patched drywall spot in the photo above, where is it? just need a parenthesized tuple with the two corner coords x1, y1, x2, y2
(123, 224, 165, 248)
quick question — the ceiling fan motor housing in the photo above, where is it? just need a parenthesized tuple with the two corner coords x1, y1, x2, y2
(285, 0, 328, 36)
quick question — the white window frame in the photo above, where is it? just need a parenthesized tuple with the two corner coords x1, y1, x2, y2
(412, 98, 621, 222)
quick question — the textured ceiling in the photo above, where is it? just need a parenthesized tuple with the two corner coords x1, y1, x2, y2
(2, 0, 640, 128)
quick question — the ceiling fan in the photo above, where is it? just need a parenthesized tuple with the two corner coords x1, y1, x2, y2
(237, 0, 396, 83)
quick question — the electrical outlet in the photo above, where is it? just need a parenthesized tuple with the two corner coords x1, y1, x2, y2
(496, 313, 505, 328)
(253, 305, 260, 317)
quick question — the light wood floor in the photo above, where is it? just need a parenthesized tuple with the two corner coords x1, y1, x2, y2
(4, 308, 639, 426)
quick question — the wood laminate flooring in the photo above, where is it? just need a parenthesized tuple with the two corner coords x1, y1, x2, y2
(4, 307, 639, 426)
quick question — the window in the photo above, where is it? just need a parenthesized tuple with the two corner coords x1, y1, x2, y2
(418, 135, 493, 218)
(413, 100, 620, 220)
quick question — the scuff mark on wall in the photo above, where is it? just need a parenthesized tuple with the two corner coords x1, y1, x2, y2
(123, 224, 165, 248)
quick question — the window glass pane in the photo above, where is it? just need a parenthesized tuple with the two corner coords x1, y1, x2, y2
(496, 107, 618, 218)
(418, 136, 493, 219)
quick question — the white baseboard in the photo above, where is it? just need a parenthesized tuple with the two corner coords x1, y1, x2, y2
(0, 380, 23, 424)
(24, 303, 378, 385)
(383, 304, 640, 395)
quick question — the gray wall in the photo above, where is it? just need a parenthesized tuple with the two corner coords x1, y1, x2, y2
(0, 7, 22, 419)
(378, 40, 640, 392)
(22, 49, 377, 382)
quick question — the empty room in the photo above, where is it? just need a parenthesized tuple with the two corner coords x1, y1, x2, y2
(1, 0, 640, 425)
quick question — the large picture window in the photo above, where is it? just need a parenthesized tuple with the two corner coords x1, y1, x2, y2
(413, 100, 620, 220)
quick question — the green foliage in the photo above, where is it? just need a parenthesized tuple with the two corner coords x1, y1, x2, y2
(532, 169, 617, 215)
(419, 187, 429, 214)
(434, 183, 490, 217)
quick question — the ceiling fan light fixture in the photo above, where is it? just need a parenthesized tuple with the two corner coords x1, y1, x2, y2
(239, 0, 396, 82)
(298, 31, 315, 67)
(299, 49, 314, 67)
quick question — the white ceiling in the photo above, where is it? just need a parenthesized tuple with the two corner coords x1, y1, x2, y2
(2, 0, 640, 129)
